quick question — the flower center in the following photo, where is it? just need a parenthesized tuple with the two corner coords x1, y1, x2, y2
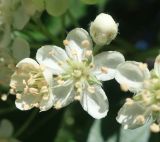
(66, 59, 93, 81)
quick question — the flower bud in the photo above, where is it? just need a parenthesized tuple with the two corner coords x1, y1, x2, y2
(45, 0, 69, 17)
(90, 13, 118, 46)
(80, 0, 98, 5)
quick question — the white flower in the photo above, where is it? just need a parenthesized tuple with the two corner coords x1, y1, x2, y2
(0, 47, 15, 88)
(90, 13, 118, 46)
(36, 28, 125, 119)
(10, 58, 54, 111)
(0, 119, 21, 142)
(115, 55, 160, 132)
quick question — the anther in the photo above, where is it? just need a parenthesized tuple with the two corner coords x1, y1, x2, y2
(100, 66, 108, 73)
(63, 40, 70, 46)
(85, 50, 92, 57)
(87, 86, 95, 94)
(81, 40, 90, 48)
(55, 101, 62, 109)
(150, 123, 160, 133)
(120, 83, 129, 92)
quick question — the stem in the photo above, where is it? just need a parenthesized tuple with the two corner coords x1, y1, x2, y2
(14, 109, 38, 138)
(116, 128, 121, 142)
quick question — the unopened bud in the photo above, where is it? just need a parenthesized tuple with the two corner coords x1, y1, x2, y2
(90, 13, 118, 46)
(81, 0, 98, 5)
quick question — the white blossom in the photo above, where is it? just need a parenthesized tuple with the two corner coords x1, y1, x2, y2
(0, 47, 15, 88)
(10, 58, 54, 111)
(36, 28, 125, 119)
(115, 55, 160, 132)
(90, 13, 118, 46)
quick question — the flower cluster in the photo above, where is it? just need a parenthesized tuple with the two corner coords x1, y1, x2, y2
(10, 13, 124, 119)
(115, 55, 160, 133)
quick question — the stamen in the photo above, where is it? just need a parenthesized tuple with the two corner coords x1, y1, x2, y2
(142, 93, 151, 104)
(75, 82, 81, 88)
(23, 104, 30, 110)
(29, 88, 38, 94)
(73, 70, 82, 78)
(57, 79, 65, 85)
(100, 66, 108, 73)
(85, 50, 92, 57)
(55, 101, 62, 109)
(74, 95, 81, 101)
(120, 83, 129, 92)
(16, 93, 22, 99)
(81, 40, 90, 48)
(63, 40, 70, 46)
(40, 86, 48, 93)
(48, 51, 54, 56)
(42, 95, 49, 100)
(77, 88, 82, 94)
(33, 103, 39, 108)
(150, 123, 160, 133)
(125, 98, 134, 106)
(87, 86, 95, 94)
(138, 63, 147, 71)
(23, 80, 27, 85)
(151, 104, 160, 112)
(71, 49, 78, 56)
(134, 115, 145, 124)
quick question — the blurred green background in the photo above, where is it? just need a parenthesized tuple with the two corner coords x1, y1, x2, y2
(0, 0, 160, 142)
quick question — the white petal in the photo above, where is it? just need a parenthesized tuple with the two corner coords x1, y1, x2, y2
(116, 102, 151, 129)
(93, 51, 125, 81)
(154, 54, 160, 77)
(13, 6, 30, 30)
(115, 61, 150, 93)
(36, 45, 69, 75)
(53, 80, 74, 108)
(0, 24, 11, 48)
(66, 28, 93, 49)
(65, 40, 84, 62)
(12, 37, 30, 62)
(40, 69, 54, 111)
(42, 69, 53, 86)
(65, 28, 93, 61)
(15, 94, 38, 111)
(16, 58, 39, 69)
(80, 85, 108, 119)
(0, 119, 13, 138)
(39, 91, 54, 112)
